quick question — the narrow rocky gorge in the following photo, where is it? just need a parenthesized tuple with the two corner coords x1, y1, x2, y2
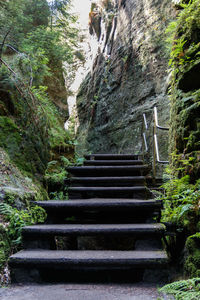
(1, 0, 200, 298)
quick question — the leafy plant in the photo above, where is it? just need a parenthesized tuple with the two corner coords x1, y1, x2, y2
(159, 277, 200, 300)
(0, 203, 47, 247)
(49, 190, 69, 200)
(157, 173, 200, 231)
(0, 202, 47, 278)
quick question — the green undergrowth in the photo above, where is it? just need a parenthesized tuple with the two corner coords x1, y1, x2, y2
(158, 174, 200, 231)
(161, 0, 200, 281)
(0, 202, 47, 285)
(159, 277, 200, 299)
(45, 154, 84, 200)
(156, 166, 200, 277)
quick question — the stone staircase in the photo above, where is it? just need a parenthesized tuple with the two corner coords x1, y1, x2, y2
(9, 154, 168, 283)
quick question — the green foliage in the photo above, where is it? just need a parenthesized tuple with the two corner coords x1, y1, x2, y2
(45, 153, 84, 199)
(73, 156, 85, 166)
(0, 202, 47, 274)
(44, 154, 73, 195)
(49, 191, 69, 200)
(23, 0, 50, 28)
(159, 277, 200, 299)
(31, 85, 71, 149)
(0, 0, 83, 282)
(21, 27, 73, 68)
(184, 233, 200, 277)
(158, 172, 200, 231)
(45, 160, 68, 186)
(0, 0, 50, 49)
(166, 0, 200, 72)
(0, 203, 47, 247)
(166, 0, 200, 179)
(0, 0, 83, 160)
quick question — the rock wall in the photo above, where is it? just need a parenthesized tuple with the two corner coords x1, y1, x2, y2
(76, 0, 176, 161)
(168, 0, 200, 181)
(0, 53, 71, 204)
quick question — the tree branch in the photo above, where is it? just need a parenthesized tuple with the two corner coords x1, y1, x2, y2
(0, 28, 11, 62)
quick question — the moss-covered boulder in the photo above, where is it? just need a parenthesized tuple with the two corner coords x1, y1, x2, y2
(0, 148, 47, 208)
(184, 233, 200, 277)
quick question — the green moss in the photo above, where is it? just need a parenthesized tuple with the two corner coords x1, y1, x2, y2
(0, 116, 22, 154)
(167, 0, 200, 179)
(184, 233, 200, 277)
(0, 203, 47, 282)
(0, 225, 10, 274)
(0, 115, 45, 176)
(0, 148, 48, 207)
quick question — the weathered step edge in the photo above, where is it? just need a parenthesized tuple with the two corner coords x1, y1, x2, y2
(9, 250, 169, 268)
(68, 165, 149, 171)
(36, 199, 162, 210)
(67, 176, 146, 182)
(22, 223, 166, 237)
(68, 186, 148, 191)
(84, 160, 144, 166)
(66, 176, 146, 187)
(67, 165, 149, 177)
(85, 154, 141, 160)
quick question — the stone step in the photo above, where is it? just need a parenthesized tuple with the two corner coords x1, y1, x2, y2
(68, 176, 146, 187)
(84, 160, 144, 166)
(36, 199, 162, 212)
(85, 154, 140, 160)
(22, 223, 166, 239)
(68, 165, 149, 177)
(35, 199, 161, 224)
(9, 249, 168, 272)
(68, 186, 149, 199)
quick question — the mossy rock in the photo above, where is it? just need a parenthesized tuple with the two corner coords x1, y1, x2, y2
(0, 116, 22, 154)
(0, 148, 48, 208)
(184, 233, 200, 277)
(0, 225, 10, 273)
(169, 0, 200, 178)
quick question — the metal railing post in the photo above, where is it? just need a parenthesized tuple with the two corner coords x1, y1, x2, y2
(142, 107, 169, 178)
(153, 114, 156, 179)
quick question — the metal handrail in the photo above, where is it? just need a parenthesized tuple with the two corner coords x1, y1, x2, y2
(142, 107, 169, 178)
(142, 113, 148, 152)
(153, 107, 169, 177)
(143, 113, 148, 130)
(154, 107, 169, 131)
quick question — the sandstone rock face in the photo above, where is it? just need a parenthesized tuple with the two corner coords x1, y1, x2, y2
(76, 0, 175, 164)
(44, 65, 69, 121)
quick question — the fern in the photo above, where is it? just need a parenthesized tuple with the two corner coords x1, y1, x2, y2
(0, 203, 13, 217)
(160, 278, 200, 299)
(0, 202, 47, 247)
